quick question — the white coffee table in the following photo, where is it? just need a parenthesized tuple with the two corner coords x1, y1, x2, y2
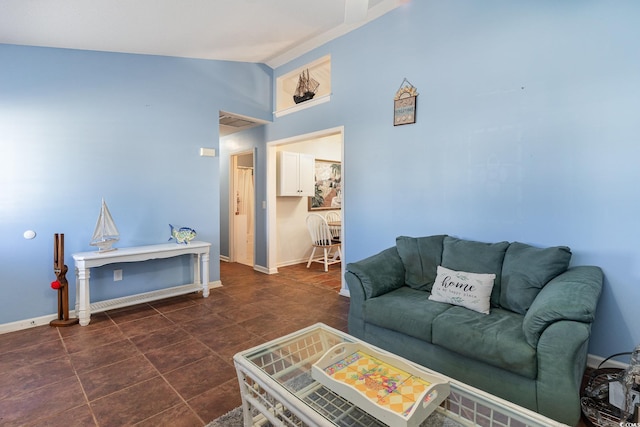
(233, 323, 568, 427)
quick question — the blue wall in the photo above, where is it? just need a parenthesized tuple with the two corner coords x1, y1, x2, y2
(265, 1, 640, 359)
(0, 45, 272, 324)
(2, 0, 640, 360)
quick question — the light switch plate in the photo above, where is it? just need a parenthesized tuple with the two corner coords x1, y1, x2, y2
(200, 148, 216, 157)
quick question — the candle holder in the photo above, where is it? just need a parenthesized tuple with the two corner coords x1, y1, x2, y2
(50, 233, 79, 327)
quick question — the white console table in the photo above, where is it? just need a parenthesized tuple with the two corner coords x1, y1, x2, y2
(73, 241, 211, 326)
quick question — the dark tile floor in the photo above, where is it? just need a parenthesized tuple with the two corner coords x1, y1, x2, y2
(0, 261, 591, 427)
(0, 262, 347, 427)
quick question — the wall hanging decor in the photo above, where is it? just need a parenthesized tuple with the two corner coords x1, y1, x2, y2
(394, 78, 418, 126)
(308, 159, 342, 211)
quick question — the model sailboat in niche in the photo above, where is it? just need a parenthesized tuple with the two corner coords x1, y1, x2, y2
(90, 198, 120, 252)
(293, 69, 320, 104)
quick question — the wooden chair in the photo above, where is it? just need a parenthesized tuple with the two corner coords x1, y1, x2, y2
(324, 211, 342, 242)
(306, 213, 342, 271)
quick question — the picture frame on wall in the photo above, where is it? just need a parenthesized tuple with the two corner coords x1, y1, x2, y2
(308, 159, 342, 211)
(394, 78, 418, 126)
(394, 95, 416, 125)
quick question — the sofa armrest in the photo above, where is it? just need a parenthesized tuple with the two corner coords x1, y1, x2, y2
(535, 319, 591, 425)
(346, 246, 405, 339)
(346, 246, 405, 299)
(523, 266, 603, 347)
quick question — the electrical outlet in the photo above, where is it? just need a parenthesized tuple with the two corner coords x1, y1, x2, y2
(114, 269, 123, 281)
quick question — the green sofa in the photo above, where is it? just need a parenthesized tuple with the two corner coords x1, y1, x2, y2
(346, 235, 603, 426)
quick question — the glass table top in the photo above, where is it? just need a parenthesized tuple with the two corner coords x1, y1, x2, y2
(235, 323, 566, 427)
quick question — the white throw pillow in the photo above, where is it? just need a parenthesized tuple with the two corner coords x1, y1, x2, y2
(428, 266, 496, 314)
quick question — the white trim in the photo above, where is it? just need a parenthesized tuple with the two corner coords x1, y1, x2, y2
(274, 94, 331, 118)
(277, 258, 311, 268)
(254, 264, 277, 275)
(265, 0, 404, 68)
(266, 126, 345, 283)
(266, 144, 277, 272)
(228, 153, 237, 263)
(0, 314, 62, 334)
(0, 281, 222, 334)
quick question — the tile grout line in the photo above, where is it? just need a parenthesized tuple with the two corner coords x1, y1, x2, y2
(58, 324, 101, 427)
(116, 308, 208, 426)
(0, 263, 344, 425)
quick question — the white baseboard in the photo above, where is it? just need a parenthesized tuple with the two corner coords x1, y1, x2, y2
(277, 258, 309, 268)
(209, 280, 222, 289)
(0, 314, 65, 334)
(254, 264, 278, 274)
(339, 288, 351, 297)
(220, 255, 230, 262)
(0, 281, 223, 335)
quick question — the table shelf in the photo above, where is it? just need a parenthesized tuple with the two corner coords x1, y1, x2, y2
(72, 241, 211, 326)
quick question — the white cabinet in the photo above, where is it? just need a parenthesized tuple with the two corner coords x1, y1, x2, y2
(277, 151, 315, 196)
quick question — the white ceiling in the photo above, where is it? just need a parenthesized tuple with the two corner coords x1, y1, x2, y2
(0, 0, 405, 68)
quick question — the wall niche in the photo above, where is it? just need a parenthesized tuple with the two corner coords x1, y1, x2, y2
(275, 55, 331, 117)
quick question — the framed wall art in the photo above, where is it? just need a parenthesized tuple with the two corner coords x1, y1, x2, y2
(394, 78, 418, 126)
(308, 159, 342, 211)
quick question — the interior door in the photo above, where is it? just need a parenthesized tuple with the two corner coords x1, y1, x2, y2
(232, 151, 255, 266)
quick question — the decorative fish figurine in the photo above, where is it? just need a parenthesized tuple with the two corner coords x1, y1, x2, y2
(168, 224, 197, 244)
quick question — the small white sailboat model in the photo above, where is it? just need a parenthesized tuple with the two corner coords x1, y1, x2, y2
(90, 198, 120, 252)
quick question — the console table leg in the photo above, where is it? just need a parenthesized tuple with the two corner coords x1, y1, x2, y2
(202, 252, 210, 298)
(75, 267, 80, 319)
(76, 267, 91, 326)
(193, 253, 201, 291)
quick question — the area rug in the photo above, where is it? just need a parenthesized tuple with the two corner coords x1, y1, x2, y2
(208, 372, 464, 426)
(206, 405, 465, 427)
(205, 406, 244, 427)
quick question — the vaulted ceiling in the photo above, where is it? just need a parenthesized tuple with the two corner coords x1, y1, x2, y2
(0, 0, 405, 68)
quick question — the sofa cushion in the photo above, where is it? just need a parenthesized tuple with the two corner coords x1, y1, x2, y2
(396, 235, 446, 291)
(441, 236, 509, 308)
(432, 306, 537, 379)
(500, 242, 571, 314)
(363, 286, 452, 343)
(429, 266, 495, 314)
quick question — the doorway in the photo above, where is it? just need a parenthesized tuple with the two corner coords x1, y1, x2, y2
(266, 126, 348, 295)
(231, 151, 255, 267)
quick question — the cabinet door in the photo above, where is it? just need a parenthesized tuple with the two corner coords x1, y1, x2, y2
(278, 151, 301, 196)
(298, 153, 315, 197)
(277, 151, 316, 196)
